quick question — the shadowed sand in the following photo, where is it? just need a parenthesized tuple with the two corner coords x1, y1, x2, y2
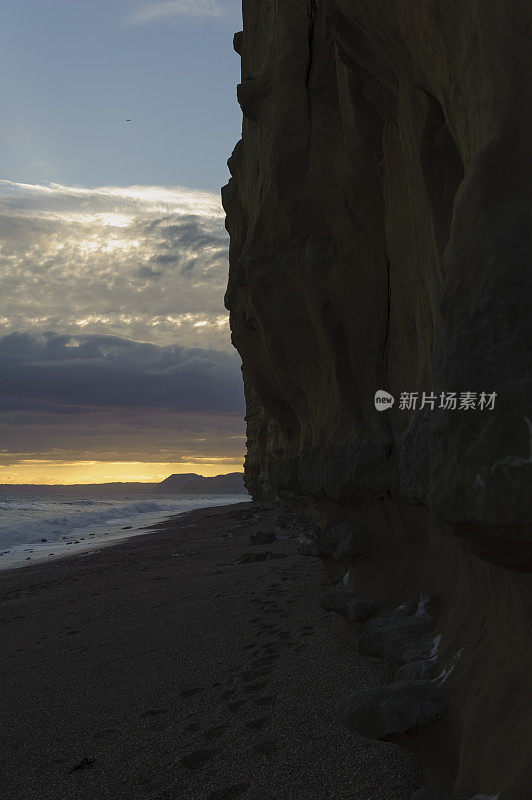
(0, 502, 424, 799)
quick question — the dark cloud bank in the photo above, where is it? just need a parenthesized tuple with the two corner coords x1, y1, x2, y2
(0, 332, 245, 415)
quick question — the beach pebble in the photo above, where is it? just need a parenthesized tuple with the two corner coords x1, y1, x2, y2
(356, 607, 434, 665)
(338, 681, 446, 740)
(235, 552, 257, 564)
(296, 535, 330, 558)
(235, 551, 286, 564)
(249, 530, 276, 545)
(395, 660, 436, 682)
(70, 757, 95, 772)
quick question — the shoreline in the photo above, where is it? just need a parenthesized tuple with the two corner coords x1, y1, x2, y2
(0, 501, 424, 799)
(0, 493, 249, 572)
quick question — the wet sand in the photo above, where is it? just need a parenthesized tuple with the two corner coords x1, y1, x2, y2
(0, 501, 424, 799)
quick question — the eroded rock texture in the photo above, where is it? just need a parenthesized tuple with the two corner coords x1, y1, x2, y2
(223, 2, 532, 797)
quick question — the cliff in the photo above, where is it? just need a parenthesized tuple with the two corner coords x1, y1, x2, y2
(223, 2, 532, 798)
(164, 472, 246, 493)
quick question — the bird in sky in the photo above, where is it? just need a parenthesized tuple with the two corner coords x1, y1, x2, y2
(126, 119, 132, 122)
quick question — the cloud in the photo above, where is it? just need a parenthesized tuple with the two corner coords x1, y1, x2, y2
(129, 0, 228, 24)
(0, 180, 224, 218)
(0, 181, 245, 474)
(0, 179, 231, 349)
(0, 331, 244, 414)
(0, 331, 245, 468)
(0, 407, 245, 468)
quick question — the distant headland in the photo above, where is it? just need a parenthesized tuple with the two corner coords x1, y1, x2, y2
(0, 472, 246, 495)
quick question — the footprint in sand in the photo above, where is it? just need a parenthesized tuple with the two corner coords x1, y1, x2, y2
(207, 782, 249, 800)
(241, 667, 272, 681)
(178, 748, 215, 770)
(203, 723, 229, 740)
(251, 740, 276, 756)
(179, 687, 200, 698)
(183, 722, 201, 734)
(69, 757, 95, 773)
(142, 708, 167, 718)
(245, 717, 269, 730)
(92, 728, 117, 739)
(255, 695, 275, 706)
(227, 700, 245, 713)
(256, 630, 276, 639)
(255, 655, 279, 667)
(260, 642, 279, 653)
(243, 680, 269, 693)
(260, 651, 280, 662)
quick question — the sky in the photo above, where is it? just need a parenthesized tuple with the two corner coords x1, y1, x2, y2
(0, 0, 246, 484)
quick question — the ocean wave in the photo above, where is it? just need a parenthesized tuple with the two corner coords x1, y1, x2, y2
(0, 494, 246, 548)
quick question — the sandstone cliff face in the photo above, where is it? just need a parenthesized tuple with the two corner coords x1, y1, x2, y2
(223, 2, 532, 798)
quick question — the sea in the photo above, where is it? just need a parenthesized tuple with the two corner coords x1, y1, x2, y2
(0, 492, 249, 570)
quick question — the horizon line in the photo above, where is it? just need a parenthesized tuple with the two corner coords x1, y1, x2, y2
(0, 470, 244, 487)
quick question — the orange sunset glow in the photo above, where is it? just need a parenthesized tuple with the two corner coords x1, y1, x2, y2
(0, 459, 244, 485)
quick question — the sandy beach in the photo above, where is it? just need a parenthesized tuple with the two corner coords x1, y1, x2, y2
(0, 501, 424, 800)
